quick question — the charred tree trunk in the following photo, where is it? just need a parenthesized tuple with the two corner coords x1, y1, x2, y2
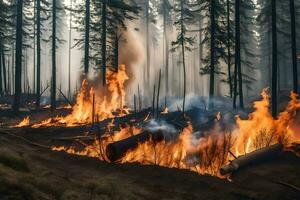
(101, 0, 107, 86)
(290, 0, 298, 93)
(271, 0, 277, 118)
(51, 0, 57, 111)
(106, 129, 165, 162)
(84, 0, 90, 75)
(220, 143, 283, 175)
(36, 0, 41, 107)
(209, 0, 216, 109)
(13, 0, 23, 112)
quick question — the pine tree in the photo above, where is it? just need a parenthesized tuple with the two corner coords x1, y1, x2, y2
(171, 0, 196, 114)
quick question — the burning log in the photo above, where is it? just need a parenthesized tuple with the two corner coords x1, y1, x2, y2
(220, 143, 283, 176)
(106, 129, 165, 162)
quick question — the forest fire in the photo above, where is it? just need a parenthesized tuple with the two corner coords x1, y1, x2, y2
(27, 65, 129, 128)
(52, 90, 300, 177)
(13, 116, 30, 128)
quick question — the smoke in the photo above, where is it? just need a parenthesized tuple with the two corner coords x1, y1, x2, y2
(119, 24, 145, 89)
(144, 119, 178, 140)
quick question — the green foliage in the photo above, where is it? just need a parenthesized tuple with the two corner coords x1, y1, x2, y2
(171, 0, 196, 52)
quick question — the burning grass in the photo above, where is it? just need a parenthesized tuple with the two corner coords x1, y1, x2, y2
(52, 90, 300, 177)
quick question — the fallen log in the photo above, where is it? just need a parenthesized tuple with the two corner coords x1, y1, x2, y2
(220, 143, 283, 176)
(106, 129, 165, 162)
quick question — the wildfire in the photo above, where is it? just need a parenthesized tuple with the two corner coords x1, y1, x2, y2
(161, 107, 169, 114)
(31, 64, 129, 127)
(52, 89, 300, 177)
(13, 116, 30, 128)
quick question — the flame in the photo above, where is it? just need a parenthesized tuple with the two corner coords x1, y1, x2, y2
(52, 89, 300, 177)
(13, 116, 30, 128)
(161, 107, 169, 114)
(32, 65, 129, 127)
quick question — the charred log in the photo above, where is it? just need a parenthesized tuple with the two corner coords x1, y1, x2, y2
(106, 129, 165, 162)
(220, 143, 283, 176)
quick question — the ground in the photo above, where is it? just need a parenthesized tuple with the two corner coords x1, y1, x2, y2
(0, 126, 300, 200)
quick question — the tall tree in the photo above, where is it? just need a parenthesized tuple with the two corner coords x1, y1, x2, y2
(13, 0, 23, 112)
(226, 0, 233, 98)
(233, 0, 244, 109)
(101, 0, 107, 85)
(209, 0, 216, 109)
(68, 0, 73, 98)
(84, 0, 90, 75)
(172, 0, 195, 114)
(34, 0, 49, 107)
(36, 0, 41, 107)
(271, 0, 277, 117)
(290, 0, 298, 93)
(159, 0, 172, 96)
(51, 0, 57, 111)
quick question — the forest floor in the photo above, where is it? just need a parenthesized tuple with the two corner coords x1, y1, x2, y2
(0, 101, 300, 200)
(0, 126, 300, 200)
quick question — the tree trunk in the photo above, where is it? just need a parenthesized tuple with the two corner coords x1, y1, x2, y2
(36, 0, 41, 107)
(101, 0, 107, 86)
(145, 0, 150, 90)
(0, 47, 2, 95)
(290, 0, 298, 93)
(2, 50, 7, 94)
(68, 0, 72, 99)
(209, 0, 216, 110)
(163, 0, 169, 96)
(51, 0, 57, 111)
(236, 0, 243, 109)
(271, 0, 277, 118)
(227, 0, 232, 98)
(84, 0, 90, 75)
(13, 0, 23, 112)
(179, 0, 186, 114)
(33, 0, 36, 94)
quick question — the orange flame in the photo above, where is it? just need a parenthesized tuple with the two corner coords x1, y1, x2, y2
(52, 89, 300, 177)
(13, 116, 30, 128)
(32, 65, 129, 127)
(161, 107, 169, 114)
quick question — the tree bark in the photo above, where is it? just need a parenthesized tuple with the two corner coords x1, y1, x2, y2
(209, 0, 216, 110)
(0, 47, 2, 95)
(290, 0, 298, 93)
(271, 0, 277, 118)
(227, 0, 232, 98)
(180, 0, 186, 114)
(234, 0, 243, 109)
(51, 0, 57, 111)
(13, 0, 23, 112)
(145, 0, 150, 90)
(163, 0, 169, 96)
(84, 0, 90, 75)
(36, 0, 41, 107)
(68, 0, 72, 99)
(101, 0, 107, 86)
